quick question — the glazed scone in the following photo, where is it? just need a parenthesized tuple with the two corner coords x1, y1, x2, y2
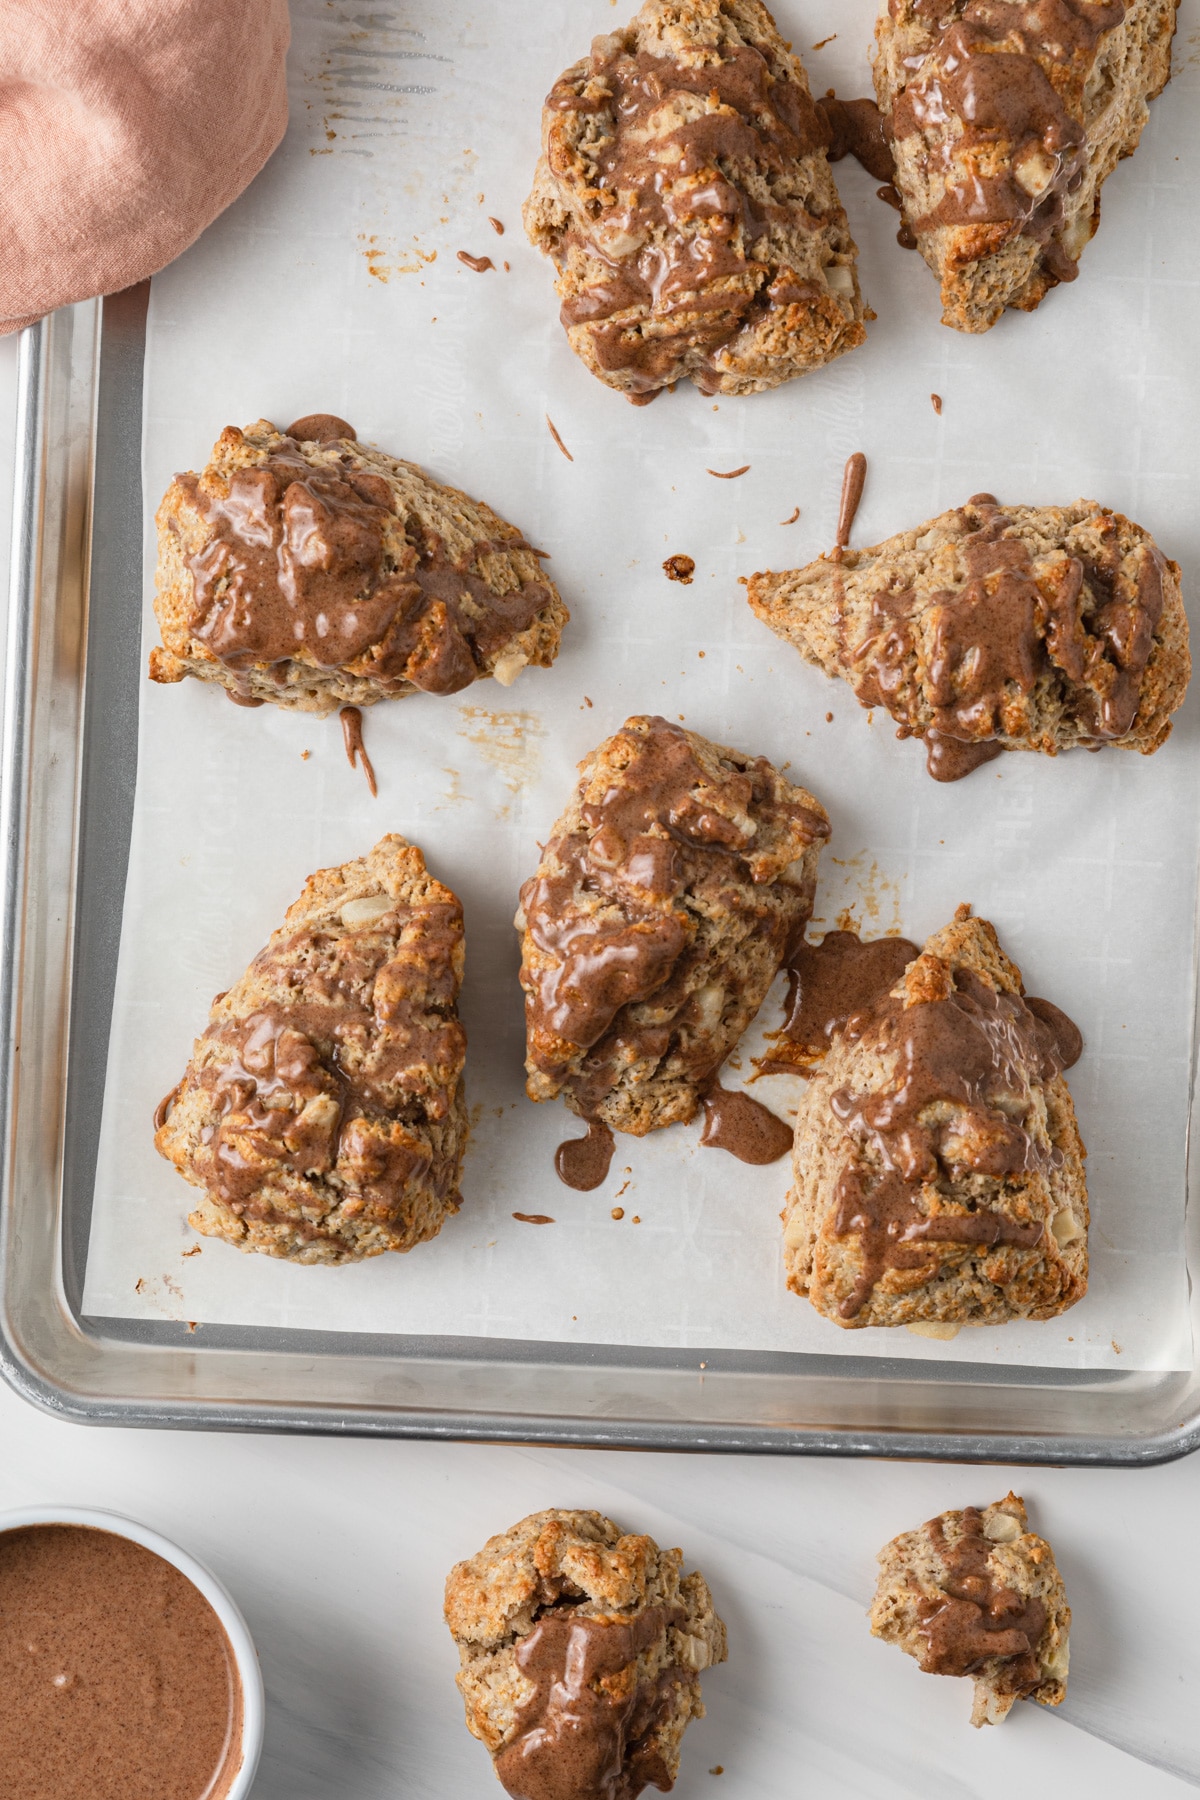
(875, 0, 1179, 332)
(748, 497, 1189, 780)
(149, 416, 567, 713)
(155, 834, 467, 1263)
(517, 715, 830, 1135)
(445, 1509, 727, 1798)
(871, 1494, 1070, 1727)
(523, 0, 867, 402)
(784, 908, 1088, 1329)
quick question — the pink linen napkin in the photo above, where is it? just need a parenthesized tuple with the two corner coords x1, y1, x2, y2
(0, 0, 290, 333)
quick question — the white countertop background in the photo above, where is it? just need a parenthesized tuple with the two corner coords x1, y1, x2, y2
(3, 77, 1200, 1800)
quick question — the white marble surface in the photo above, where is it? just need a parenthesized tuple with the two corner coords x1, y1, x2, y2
(3, 122, 1200, 1800)
(0, 1369, 1198, 1798)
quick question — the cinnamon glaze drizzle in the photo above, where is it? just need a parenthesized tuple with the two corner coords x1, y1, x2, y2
(339, 705, 378, 796)
(916, 1508, 1047, 1688)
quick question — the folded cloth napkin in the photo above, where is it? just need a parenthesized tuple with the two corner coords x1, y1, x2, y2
(0, 0, 290, 333)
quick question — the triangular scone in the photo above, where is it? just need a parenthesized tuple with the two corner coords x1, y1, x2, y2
(748, 498, 1189, 780)
(523, 0, 867, 402)
(784, 909, 1088, 1328)
(155, 835, 467, 1264)
(517, 715, 830, 1134)
(871, 1495, 1070, 1728)
(875, 0, 1178, 332)
(149, 418, 567, 713)
(445, 1510, 727, 1795)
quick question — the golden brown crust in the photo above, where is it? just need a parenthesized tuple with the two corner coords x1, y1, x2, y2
(871, 1493, 1070, 1727)
(445, 1509, 726, 1780)
(155, 834, 468, 1264)
(748, 498, 1189, 765)
(784, 911, 1089, 1329)
(523, 0, 866, 400)
(875, 0, 1179, 331)
(150, 420, 567, 714)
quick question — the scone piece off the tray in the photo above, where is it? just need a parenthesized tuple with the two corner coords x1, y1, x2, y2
(155, 834, 467, 1264)
(875, 0, 1179, 331)
(445, 1509, 727, 1799)
(517, 715, 830, 1135)
(871, 1494, 1070, 1727)
(149, 418, 567, 712)
(523, 0, 867, 402)
(748, 497, 1189, 780)
(785, 909, 1088, 1328)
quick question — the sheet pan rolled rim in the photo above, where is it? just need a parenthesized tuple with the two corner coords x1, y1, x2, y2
(3, 1333, 1200, 1465)
(2, 297, 1199, 1460)
(0, 315, 43, 1222)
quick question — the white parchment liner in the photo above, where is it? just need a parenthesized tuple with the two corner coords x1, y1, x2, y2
(83, 0, 1200, 1369)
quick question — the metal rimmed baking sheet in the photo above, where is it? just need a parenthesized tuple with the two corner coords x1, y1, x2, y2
(3, 0, 1199, 1455)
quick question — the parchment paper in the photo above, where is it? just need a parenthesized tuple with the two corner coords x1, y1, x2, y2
(83, 0, 1200, 1369)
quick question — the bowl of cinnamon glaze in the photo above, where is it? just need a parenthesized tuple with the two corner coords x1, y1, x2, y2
(0, 1505, 264, 1800)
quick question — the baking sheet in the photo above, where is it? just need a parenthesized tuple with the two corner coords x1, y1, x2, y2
(82, 0, 1199, 1369)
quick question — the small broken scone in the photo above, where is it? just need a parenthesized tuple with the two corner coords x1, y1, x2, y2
(875, 0, 1179, 331)
(149, 416, 567, 712)
(517, 715, 829, 1164)
(784, 908, 1088, 1328)
(445, 1509, 727, 1798)
(748, 496, 1189, 779)
(871, 1494, 1070, 1727)
(523, 0, 867, 402)
(155, 834, 467, 1263)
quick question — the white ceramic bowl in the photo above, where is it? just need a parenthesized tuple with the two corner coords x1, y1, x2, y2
(0, 1504, 265, 1799)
